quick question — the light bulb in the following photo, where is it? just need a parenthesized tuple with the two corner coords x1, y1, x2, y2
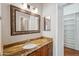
(32, 8, 38, 13)
(46, 16, 51, 19)
(34, 8, 38, 13)
(22, 3, 27, 10)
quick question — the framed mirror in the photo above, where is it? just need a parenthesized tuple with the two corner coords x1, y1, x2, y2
(44, 16, 51, 31)
(10, 5, 40, 35)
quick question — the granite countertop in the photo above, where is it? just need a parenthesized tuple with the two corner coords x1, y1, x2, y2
(3, 38, 53, 56)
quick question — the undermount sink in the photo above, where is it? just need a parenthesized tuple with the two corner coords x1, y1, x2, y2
(22, 39, 48, 49)
(22, 43, 38, 49)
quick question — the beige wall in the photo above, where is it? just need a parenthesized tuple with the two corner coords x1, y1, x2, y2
(1, 3, 43, 45)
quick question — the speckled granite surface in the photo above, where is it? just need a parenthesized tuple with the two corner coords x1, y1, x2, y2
(3, 38, 53, 56)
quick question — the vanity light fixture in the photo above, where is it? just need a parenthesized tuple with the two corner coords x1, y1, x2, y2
(22, 3, 38, 14)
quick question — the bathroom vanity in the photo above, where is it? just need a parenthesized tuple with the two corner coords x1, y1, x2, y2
(3, 5, 53, 56)
(3, 37, 53, 56)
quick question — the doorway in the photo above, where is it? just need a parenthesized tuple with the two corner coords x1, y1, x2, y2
(63, 3, 79, 56)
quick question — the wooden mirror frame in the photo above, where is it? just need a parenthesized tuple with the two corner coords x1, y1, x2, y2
(10, 5, 40, 36)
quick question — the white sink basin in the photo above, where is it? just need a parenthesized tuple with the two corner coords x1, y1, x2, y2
(23, 43, 38, 49)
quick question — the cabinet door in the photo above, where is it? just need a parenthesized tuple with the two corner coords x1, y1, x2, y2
(28, 42, 53, 56)
(40, 44, 49, 56)
(28, 49, 41, 56)
(48, 42, 53, 56)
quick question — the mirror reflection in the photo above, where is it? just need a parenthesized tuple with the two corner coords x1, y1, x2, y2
(28, 15, 39, 30)
(16, 11, 39, 31)
(16, 11, 30, 31)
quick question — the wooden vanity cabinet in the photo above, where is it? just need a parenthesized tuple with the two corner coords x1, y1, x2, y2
(48, 42, 53, 56)
(3, 37, 53, 56)
(27, 42, 53, 56)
